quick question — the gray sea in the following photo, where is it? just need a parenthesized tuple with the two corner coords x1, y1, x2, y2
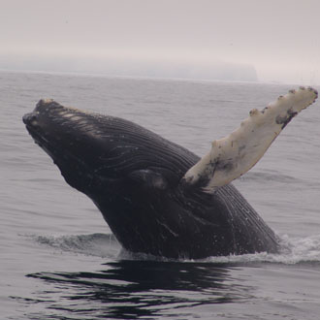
(1, 71, 320, 320)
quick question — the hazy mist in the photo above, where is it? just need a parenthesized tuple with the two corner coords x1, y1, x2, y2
(1, 0, 319, 84)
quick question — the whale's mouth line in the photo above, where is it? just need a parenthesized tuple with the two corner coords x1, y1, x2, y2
(24, 118, 84, 170)
(24, 122, 54, 155)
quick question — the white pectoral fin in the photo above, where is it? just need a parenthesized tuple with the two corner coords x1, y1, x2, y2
(182, 87, 318, 193)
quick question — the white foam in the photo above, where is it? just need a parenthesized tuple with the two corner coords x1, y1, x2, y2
(32, 233, 121, 258)
(30, 233, 320, 265)
(204, 234, 320, 264)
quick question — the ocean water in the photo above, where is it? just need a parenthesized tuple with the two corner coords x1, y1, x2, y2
(1, 71, 320, 320)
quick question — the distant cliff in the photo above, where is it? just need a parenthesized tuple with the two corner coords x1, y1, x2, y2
(0, 53, 258, 82)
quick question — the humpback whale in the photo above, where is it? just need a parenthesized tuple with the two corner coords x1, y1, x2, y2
(23, 87, 318, 259)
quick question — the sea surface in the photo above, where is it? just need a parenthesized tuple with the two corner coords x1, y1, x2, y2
(1, 71, 320, 320)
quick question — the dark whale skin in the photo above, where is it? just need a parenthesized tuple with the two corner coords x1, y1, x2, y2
(23, 99, 279, 259)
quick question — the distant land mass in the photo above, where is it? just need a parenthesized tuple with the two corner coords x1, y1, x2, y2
(0, 53, 258, 82)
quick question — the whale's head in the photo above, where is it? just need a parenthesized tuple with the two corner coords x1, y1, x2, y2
(23, 100, 203, 257)
(23, 100, 194, 199)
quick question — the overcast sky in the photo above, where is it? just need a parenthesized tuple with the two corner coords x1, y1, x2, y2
(1, 0, 320, 84)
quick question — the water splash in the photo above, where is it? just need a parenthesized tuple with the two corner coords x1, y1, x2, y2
(30, 232, 320, 265)
(32, 233, 121, 258)
(202, 234, 320, 264)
